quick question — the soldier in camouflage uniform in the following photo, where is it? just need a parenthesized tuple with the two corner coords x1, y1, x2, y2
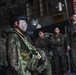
(35, 31, 52, 75)
(35, 31, 50, 59)
(71, 14, 76, 68)
(5, 13, 41, 75)
(50, 27, 68, 75)
(0, 31, 8, 75)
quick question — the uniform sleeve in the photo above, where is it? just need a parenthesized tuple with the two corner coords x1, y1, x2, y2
(35, 37, 50, 48)
(56, 34, 65, 45)
(50, 35, 57, 45)
(7, 34, 20, 71)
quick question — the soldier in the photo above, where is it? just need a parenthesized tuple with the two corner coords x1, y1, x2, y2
(35, 31, 50, 59)
(0, 31, 8, 75)
(5, 13, 41, 75)
(50, 27, 68, 75)
(35, 31, 52, 75)
(70, 13, 76, 69)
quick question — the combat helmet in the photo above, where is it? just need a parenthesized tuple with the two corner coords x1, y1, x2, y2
(10, 13, 27, 27)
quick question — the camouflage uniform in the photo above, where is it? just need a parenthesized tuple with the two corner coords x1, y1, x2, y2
(24, 33, 33, 45)
(35, 37, 52, 75)
(0, 37, 8, 75)
(50, 33, 68, 75)
(71, 24, 76, 67)
(35, 37, 50, 59)
(36, 48, 52, 75)
(6, 28, 40, 75)
(0, 37, 8, 66)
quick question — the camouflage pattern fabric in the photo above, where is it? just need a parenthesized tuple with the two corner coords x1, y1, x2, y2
(35, 37, 50, 59)
(35, 36, 52, 75)
(50, 33, 68, 74)
(37, 48, 52, 75)
(71, 35, 76, 67)
(6, 28, 40, 75)
(0, 37, 8, 66)
(70, 24, 76, 67)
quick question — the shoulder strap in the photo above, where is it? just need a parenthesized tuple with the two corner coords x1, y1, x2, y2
(14, 31, 40, 56)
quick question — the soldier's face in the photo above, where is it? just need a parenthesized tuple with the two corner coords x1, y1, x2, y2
(18, 20, 27, 32)
(54, 28, 60, 34)
(72, 14, 76, 22)
(39, 31, 44, 38)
